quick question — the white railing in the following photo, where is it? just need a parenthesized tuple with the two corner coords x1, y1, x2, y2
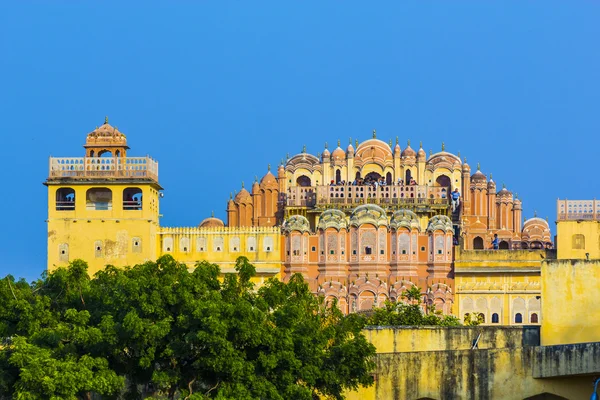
(49, 157, 159, 182)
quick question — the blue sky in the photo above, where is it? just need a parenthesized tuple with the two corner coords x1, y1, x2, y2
(1, 1, 599, 281)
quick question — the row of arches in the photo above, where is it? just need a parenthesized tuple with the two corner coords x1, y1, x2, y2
(56, 187, 143, 211)
(462, 296, 541, 325)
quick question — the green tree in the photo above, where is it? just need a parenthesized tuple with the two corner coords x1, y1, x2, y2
(1, 256, 376, 400)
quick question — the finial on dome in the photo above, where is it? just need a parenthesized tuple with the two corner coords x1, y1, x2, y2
(477, 162, 480, 171)
(286, 152, 290, 159)
(337, 139, 340, 147)
(325, 142, 328, 149)
(458, 151, 461, 159)
(420, 141, 423, 149)
(407, 139, 411, 147)
(515, 192, 518, 199)
(241, 181, 245, 189)
(229, 192, 232, 199)
(302, 145, 306, 153)
(254, 175, 258, 183)
(464, 156, 467, 163)
(349, 137, 352, 145)
(104, 116, 108, 124)
(280, 158, 284, 166)
(355, 139, 359, 148)
(429, 149, 432, 157)
(317, 152, 321, 158)
(372, 129, 376, 139)
(546, 216, 549, 222)
(502, 182, 506, 189)
(534, 210, 537, 217)
(388, 139, 392, 147)
(211, 210, 214, 218)
(442, 142, 445, 151)
(396, 136, 399, 145)
(268, 164, 271, 172)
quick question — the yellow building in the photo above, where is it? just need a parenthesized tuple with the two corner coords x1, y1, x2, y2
(45, 119, 281, 282)
(556, 199, 600, 259)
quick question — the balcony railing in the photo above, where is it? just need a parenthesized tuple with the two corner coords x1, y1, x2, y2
(557, 213, 600, 221)
(48, 157, 159, 182)
(284, 184, 451, 208)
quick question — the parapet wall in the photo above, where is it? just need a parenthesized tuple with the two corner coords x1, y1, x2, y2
(363, 325, 539, 353)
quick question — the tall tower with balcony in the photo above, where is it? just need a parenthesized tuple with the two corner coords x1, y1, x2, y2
(45, 118, 162, 275)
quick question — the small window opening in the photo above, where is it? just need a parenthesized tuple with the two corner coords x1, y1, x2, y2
(365, 247, 372, 255)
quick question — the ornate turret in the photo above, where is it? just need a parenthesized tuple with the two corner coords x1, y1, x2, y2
(84, 116, 129, 158)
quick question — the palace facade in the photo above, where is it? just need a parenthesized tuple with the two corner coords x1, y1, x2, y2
(46, 120, 555, 320)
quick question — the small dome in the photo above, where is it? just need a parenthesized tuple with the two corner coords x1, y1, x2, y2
(390, 209, 420, 231)
(401, 141, 416, 158)
(347, 141, 355, 154)
(322, 143, 331, 160)
(282, 215, 311, 234)
(318, 209, 348, 231)
(331, 145, 346, 161)
(199, 216, 224, 228)
(260, 170, 277, 187)
(470, 164, 487, 183)
(426, 215, 453, 233)
(234, 187, 251, 203)
(350, 204, 388, 228)
(522, 217, 551, 242)
(462, 159, 471, 172)
(497, 184, 512, 196)
(417, 147, 426, 161)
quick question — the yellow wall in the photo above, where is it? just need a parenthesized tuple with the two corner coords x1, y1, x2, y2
(454, 248, 546, 325)
(346, 327, 591, 400)
(556, 220, 600, 259)
(47, 182, 160, 276)
(541, 259, 600, 346)
(159, 226, 282, 284)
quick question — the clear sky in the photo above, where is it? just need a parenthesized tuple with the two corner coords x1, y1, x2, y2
(1, 1, 599, 281)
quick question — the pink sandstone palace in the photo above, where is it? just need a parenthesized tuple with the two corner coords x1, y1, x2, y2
(205, 131, 553, 313)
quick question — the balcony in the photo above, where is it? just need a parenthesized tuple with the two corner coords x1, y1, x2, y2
(284, 184, 451, 209)
(557, 212, 600, 221)
(48, 157, 159, 182)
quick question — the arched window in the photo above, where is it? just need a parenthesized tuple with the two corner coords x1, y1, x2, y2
(56, 188, 75, 210)
(123, 187, 143, 210)
(296, 175, 311, 187)
(473, 236, 484, 249)
(492, 313, 499, 323)
(530, 313, 539, 323)
(515, 313, 523, 323)
(86, 188, 112, 210)
(499, 240, 509, 249)
(478, 313, 485, 323)
(405, 169, 412, 184)
(572, 234, 585, 249)
(436, 175, 451, 188)
(386, 172, 392, 185)
(335, 170, 341, 184)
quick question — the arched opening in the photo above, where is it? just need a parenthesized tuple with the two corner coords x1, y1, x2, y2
(123, 187, 143, 210)
(473, 236, 484, 249)
(56, 188, 75, 210)
(115, 150, 121, 157)
(436, 175, 451, 188)
(86, 188, 113, 210)
(335, 169, 342, 184)
(523, 393, 568, 400)
(492, 313, 499, 323)
(530, 313, 539, 323)
(89, 150, 95, 157)
(499, 240, 509, 249)
(296, 175, 311, 187)
(98, 149, 113, 157)
(572, 234, 585, 249)
(355, 171, 361, 180)
(386, 172, 392, 185)
(364, 171, 381, 184)
(405, 169, 412, 184)
(478, 313, 485, 323)
(515, 313, 523, 323)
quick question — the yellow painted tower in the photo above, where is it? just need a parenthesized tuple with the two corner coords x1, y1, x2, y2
(45, 117, 162, 275)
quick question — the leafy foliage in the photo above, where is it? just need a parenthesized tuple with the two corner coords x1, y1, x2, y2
(0, 256, 375, 399)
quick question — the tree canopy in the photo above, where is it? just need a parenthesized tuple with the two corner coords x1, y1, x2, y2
(0, 256, 376, 399)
